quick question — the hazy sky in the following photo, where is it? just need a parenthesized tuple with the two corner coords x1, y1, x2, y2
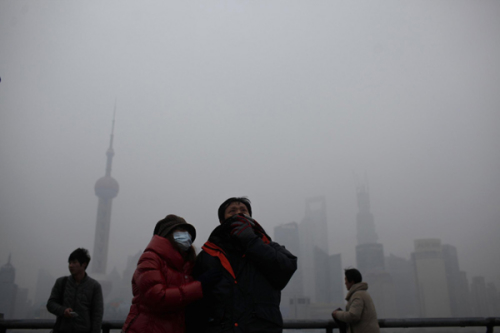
(1, 1, 499, 299)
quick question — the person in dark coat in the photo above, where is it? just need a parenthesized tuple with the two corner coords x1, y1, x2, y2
(47, 248, 103, 333)
(122, 214, 217, 333)
(187, 197, 297, 333)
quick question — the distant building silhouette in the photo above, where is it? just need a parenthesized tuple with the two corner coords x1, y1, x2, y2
(0, 255, 18, 319)
(355, 185, 378, 245)
(298, 196, 328, 304)
(354, 184, 396, 318)
(274, 222, 303, 318)
(91, 112, 119, 275)
(103, 250, 142, 320)
(470, 276, 488, 316)
(33, 269, 55, 317)
(355, 185, 384, 272)
(314, 250, 342, 304)
(298, 196, 343, 306)
(13, 287, 30, 318)
(485, 282, 500, 316)
(412, 238, 451, 317)
(385, 253, 419, 318)
(469, 276, 499, 316)
(441, 244, 471, 317)
(275, 196, 343, 319)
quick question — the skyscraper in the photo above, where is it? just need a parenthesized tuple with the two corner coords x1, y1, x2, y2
(355, 185, 384, 272)
(412, 238, 451, 317)
(274, 222, 303, 298)
(33, 269, 55, 309)
(91, 114, 119, 275)
(385, 254, 419, 318)
(274, 222, 303, 318)
(299, 196, 328, 303)
(0, 255, 18, 319)
(354, 184, 396, 318)
(294, 196, 343, 308)
(441, 244, 471, 317)
(470, 276, 490, 316)
(355, 184, 378, 245)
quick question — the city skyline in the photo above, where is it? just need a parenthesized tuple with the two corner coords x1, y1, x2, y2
(1, 0, 499, 312)
(1, 170, 499, 307)
(2, 193, 499, 319)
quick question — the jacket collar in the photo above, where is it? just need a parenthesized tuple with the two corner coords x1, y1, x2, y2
(145, 235, 186, 271)
(69, 273, 88, 284)
(345, 282, 368, 300)
(206, 221, 241, 253)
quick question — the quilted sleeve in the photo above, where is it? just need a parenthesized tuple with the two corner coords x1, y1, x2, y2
(46, 277, 66, 317)
(134, 251, 203, 310)
(336, 296, 364, 324)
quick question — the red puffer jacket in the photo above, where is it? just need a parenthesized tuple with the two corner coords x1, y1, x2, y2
(122, 235, 203, 333)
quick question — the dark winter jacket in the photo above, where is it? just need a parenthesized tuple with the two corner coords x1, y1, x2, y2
(188, 219, 297, 333)
(122, 235, 203, 333)
(47, 274, 103, 333)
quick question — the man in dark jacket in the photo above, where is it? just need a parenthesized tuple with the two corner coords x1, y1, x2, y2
(47, 248, 103, 333)
(189, 197, 297, 333)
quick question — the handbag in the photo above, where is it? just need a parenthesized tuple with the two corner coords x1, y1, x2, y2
(51, 277, 68, 333)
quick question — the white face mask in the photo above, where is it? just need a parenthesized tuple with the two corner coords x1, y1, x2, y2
(173, 231, 192, 251)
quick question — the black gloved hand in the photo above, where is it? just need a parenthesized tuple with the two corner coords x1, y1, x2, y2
(196, 268, 222, 293)
(224, 213, 255, 226)
(230, 214, 257, 247)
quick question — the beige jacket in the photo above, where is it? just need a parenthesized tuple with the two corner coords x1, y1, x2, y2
(335, 282, 380, 333)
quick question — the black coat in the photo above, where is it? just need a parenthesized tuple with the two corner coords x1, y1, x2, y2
(46, 274, 103, 333)
(188, 220, 297, 333)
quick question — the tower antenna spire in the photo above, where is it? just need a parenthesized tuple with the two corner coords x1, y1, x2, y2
(109, 99, 116, 149)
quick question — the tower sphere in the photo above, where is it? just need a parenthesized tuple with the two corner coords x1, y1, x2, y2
(95, 176, 119, 198)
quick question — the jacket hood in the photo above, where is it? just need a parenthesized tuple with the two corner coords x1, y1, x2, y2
(145, 235, 185, 271)
(346, 282, 368, 300)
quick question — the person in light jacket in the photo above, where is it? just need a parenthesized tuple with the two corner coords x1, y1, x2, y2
(332, 268, 380, 333)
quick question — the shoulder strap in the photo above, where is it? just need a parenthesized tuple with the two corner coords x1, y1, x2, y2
(60, 276, 68, 304)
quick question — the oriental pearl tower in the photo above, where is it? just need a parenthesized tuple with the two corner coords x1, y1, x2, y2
(91, 112, 119, 274)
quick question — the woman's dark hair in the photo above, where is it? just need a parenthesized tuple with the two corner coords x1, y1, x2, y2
(217, 197, 252, 222)
(68, 248, 91, 267)
(344, 268, 362, 284)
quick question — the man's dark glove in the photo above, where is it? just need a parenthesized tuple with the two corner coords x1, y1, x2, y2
(230, 214, 257, 247)
(225, 214, 255, 227)
(196, 269, 222, 294)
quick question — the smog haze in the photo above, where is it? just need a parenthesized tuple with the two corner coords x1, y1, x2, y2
(1, 1, 499, 301)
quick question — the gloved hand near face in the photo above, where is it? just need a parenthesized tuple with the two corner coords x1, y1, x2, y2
(229, 214, 258, 247)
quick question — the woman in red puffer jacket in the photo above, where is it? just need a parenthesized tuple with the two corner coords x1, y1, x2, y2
(122, 214, 204, 333)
